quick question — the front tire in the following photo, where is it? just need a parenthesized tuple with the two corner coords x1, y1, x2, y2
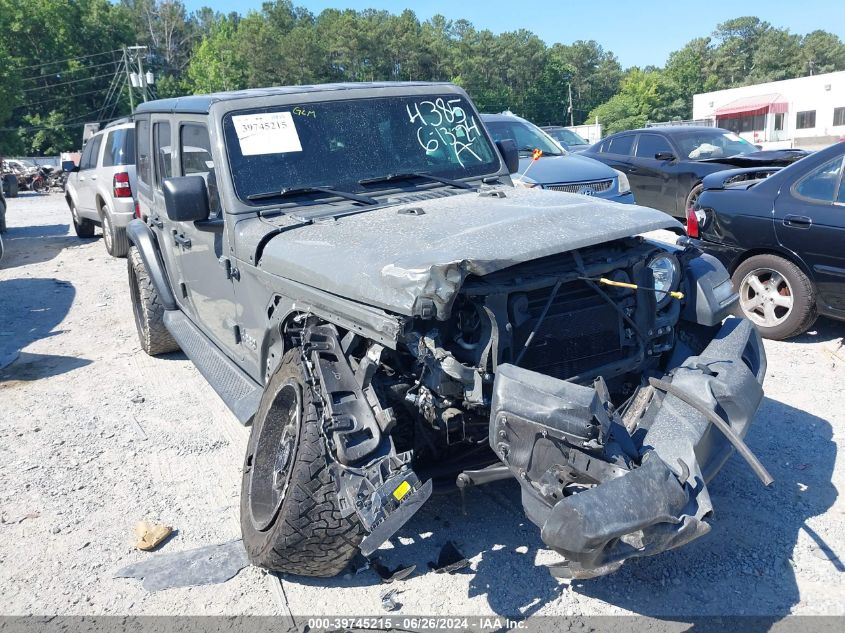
(128, 246, 179, 355)
(102, 211, 129, 257)
(732, 254, 817, 340)
(69, 200, 95, 238)
(240, 349, 364, 577)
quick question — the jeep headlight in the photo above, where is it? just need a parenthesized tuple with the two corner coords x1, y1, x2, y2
(613, 169, 631, 194)
(647, 252, 680, 308)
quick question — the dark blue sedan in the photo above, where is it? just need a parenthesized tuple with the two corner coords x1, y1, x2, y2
(689, 141, 845, 339)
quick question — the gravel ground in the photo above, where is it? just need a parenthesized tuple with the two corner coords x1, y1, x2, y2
(1, 193, 843, 622)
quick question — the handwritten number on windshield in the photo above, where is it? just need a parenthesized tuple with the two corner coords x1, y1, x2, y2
(407, 99, 483, 167)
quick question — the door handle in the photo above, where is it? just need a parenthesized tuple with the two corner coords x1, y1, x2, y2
(628, 167, 638, 173)
(91, 175, 97, 180)
(172, 230, 192, 248)
(783, 214, 812, 228)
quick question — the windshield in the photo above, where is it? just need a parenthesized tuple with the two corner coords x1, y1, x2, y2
(484, 119, 564, 156)
(223, 95, 499, 204)
(547, 128, 588, 146)
(675, 130, 757, 160)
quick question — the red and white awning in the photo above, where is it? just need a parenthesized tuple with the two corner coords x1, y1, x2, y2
(713, 94, 788, 119)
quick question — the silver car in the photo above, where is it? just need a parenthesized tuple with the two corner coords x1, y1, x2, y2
(65, 120, 137, 257)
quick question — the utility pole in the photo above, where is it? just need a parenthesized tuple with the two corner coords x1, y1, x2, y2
(122, 48, 135, 111)
(125, 45, 153, 103)
(568, 83, 575, 127)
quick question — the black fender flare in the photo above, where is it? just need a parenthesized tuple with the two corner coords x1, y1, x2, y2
(126, 219, 177, 311)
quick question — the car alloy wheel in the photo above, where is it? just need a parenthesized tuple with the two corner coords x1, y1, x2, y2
(248, 381, 302, 531)
(739, 267, 794, 328)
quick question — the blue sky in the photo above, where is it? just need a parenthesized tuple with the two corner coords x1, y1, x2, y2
(182, 0, 845, 68)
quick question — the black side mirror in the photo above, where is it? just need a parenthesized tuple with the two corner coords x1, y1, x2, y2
(496, 139, 520, 174)
(655, 151, 676, 161)
(163, 176, 210, 223)
(62, 160, 78, 173)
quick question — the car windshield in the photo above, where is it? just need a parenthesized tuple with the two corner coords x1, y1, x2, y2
(222, 95, 499, 204)
(675, 130, 757, 160)
(547, 128, 588, 146)
(484, 119, 565, 156)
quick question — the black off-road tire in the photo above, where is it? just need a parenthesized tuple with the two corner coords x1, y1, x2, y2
(732, 254, 817, 340)
(127, 246, 179, 355)
(0, 198, 6, 233)
(69, 200, 95, 238)
(103, 211, 129, 257)
(241, 349, 364, 577)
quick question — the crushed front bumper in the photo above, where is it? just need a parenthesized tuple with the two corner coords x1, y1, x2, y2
(489, 317, 767, 578)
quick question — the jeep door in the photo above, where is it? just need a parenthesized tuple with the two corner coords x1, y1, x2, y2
(165, 119, 238, 355)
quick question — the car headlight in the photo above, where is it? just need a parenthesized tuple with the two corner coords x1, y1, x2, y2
(513, 177, 541, 189)
(613, 169, 631, 194)
(647, 252, 680, 308)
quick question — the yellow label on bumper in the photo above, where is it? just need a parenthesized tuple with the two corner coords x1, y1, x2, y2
(392, 480, 411, 501)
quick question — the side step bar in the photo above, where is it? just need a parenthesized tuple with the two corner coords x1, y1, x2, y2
(163, 311, 263, 425)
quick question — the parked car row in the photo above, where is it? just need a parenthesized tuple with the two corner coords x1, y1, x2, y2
(60, 94, 843, 342)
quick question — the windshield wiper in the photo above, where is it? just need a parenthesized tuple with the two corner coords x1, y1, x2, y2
(247, 185, 378, 205)
(358, 172, 474, 190)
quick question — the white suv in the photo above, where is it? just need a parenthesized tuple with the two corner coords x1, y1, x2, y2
(65, 120, 136, 257)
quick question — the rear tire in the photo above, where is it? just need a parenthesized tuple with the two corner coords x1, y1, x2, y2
(685, 182, 704, 215)
(102, 211, 128, 257)
(128, 246, 179, 355)
(240, 349, 364, 577)
(732, 254, 817, 340)
(69, 200, 95, 238)
(0, 198, 6, 233)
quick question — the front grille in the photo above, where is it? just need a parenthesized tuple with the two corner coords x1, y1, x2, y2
(546, 179, 614, 194)
(510, 280, 624, 380)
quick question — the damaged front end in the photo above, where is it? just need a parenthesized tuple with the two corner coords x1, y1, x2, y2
(490, 315, 768, 579)
(297, 236, 770, 580)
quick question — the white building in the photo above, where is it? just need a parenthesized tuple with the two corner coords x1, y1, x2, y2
(692, 70, 845, 150)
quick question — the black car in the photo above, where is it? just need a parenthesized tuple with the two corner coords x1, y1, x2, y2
(540, 126, 591, 152)
(688, 141, 845, 340)
(582, 126, 808, 219)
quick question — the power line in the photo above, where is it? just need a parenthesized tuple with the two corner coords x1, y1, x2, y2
(19, 59, 122, 83)
(20, 71, 118, 93)
(15, 49, 123, 73)
(15, 87, 116, 110)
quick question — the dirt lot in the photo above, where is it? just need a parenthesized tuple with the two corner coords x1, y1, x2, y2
(1, 193, 844, 622)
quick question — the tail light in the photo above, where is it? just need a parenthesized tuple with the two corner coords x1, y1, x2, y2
(685, 205, 699, 238)
(113, 172, 132, 198)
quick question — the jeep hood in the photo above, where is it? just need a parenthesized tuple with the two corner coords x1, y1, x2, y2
(258, 187, 680, 318)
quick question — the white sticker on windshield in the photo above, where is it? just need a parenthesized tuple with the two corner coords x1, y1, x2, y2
(232, 112, 303, 156)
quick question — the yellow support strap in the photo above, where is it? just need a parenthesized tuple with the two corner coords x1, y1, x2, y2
(597, 277, 684, 300)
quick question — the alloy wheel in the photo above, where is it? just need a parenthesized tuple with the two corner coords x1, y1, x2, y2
(739, 267, 794, 327)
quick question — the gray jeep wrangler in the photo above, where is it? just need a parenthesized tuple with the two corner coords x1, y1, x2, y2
(127, 82, 771, 579)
